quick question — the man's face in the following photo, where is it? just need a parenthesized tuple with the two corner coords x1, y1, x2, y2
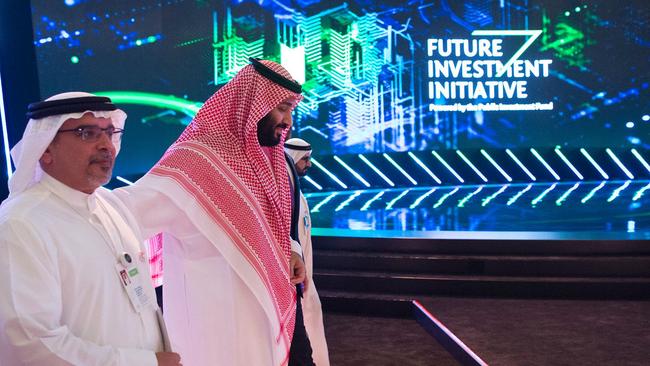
(294, 154, 312, 176)
(257, 98, 295, 147)
(40, 113, 117, 194)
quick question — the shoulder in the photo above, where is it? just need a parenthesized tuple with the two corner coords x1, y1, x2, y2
(0, 185, 54, 226)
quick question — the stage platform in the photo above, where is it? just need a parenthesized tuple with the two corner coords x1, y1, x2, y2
(307, 181, 650, 318)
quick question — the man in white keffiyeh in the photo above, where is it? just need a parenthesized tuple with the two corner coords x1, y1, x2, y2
(0, 92, 180, 366)
(285, 138, 330, 366)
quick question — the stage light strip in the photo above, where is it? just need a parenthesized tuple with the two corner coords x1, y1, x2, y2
(457, 186, 483, 207)
(311, 157, 348, 189)
(482, 184, 509, 207)
(432, 151, 464, 183)
(581, 181, 606, 204)
(433, 187, 459, 208)
(606, 148, 634, 179)
(607, 181, 630, 203)
(335, 190, 363, 211)
(631, 149, 650, 174)
(333, 156, 370, 187)
(358, 154, 395, 187)
(456, 150, 488, 182)
(505, 149, 536, 181)
(481, 149, 512, 182)
(506, 184, 532, 206)
(555, 182, 580, 206)
(361, 190, 386, 211)
(554, 149, 584, 180)
(311, 192, 338, 213)
(116, 176, 134, 185)
(303, 176, 322, 191)
(412, 300, 490, 366)
(383, 153, 417, 185)
(580, 148, 609, 179)
(0, 68, 11, 178)
(409, 188, 437, 209)
(530, 148, 560, 180)
(386, 189, 411, 209)
(408, 152, 441, 184)
(531, 183, 557, 206)
(632, 182, 650, 201)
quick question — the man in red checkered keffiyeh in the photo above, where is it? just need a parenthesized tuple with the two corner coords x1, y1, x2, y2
(116, 59, 313, 365)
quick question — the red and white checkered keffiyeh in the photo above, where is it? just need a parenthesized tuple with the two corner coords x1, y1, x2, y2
(148, 60, 303, 358)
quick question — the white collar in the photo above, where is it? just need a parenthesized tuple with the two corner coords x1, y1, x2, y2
(39, 172, 98, 213)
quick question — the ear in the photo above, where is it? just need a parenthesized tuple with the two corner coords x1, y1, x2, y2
(40, 146, 54, 166)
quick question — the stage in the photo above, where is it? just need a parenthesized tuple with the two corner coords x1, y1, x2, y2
(306, 180, 650, 240)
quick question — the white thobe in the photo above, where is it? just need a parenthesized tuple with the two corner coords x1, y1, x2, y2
(116, 177, 286, 366)
(297, 192, 330, 366)
(0, 174, 163, 366)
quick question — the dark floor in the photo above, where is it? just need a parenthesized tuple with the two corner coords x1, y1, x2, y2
(419, 297, 650, 366)
(324, 313, 459, 365)
(324, 298, 650, 366)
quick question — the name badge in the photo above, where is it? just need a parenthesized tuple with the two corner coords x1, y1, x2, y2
(115, 252, 152, 313)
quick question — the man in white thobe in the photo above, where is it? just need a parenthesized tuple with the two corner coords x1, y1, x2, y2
(0, 92, 180, 366)
(285, 138, 330, 366)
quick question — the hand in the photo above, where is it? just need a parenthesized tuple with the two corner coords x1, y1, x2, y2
(156, 352, 182, 366)
(290, 251, 306, 286)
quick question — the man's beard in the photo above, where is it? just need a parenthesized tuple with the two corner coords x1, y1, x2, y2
(257, 114, 282, 147)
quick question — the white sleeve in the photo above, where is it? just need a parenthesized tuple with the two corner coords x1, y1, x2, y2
(113, 184, 181, 240)
(291, 238, 303, 257)
(0, 220, 157, 366)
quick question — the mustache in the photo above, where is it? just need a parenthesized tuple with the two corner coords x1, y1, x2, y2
(89, 152, 114, 163)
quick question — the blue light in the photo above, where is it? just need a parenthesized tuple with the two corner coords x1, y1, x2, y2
(507, 184, 532, 206)
(409, 188, 437, 209)
(303, 175, 322, 191)
(580, 149, 609, 179)
(432, 151, 464, 183)
(333, 156, 370, 187)
(554, 149, 583, 180)
(311, 192, 339, 213)
(361, 190, 386, 211)
(0, 69, 11, 178)
(505, 149, 536, 181)
(433, 187, 459, 209)
(530, 148, 560, 180)
(627, 220, 635, 233)
(386, 189, 411, 210)
(456, 150, 488, 182)
(481, 149, 512, 182)
(607, 181, 631, 202)
(626, 121, 635, 128)
(631, 149, 650, 174)
(335, 191, 362, 212)
(632, 182, 650, 201)
(642, 115, 650, 122)
(311, 157, 348, 189)
(116, 176, 134, 185)
(65, 0, 76, 6)
(358, 154, 394, 187)
(581, 181, 606, 204)
(408, 152, 441, 184)
(555, 182, 580, 206)
(531, 183, 557, 206)
(482, 184, 509, 207)
(383, 153, 417, 186)
(457, 186, 483, 208)
(605, 148, 634, 179)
